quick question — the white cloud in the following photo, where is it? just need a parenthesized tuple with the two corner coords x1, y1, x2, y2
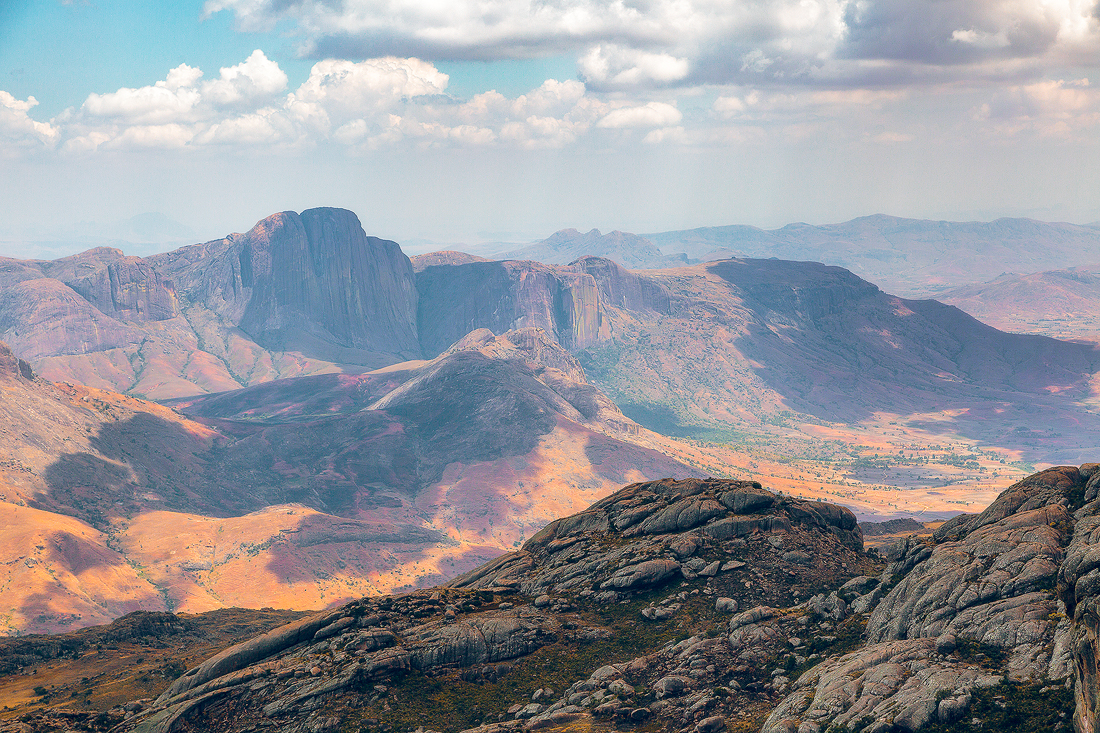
(201, 50, 288, 107)
(109, 124, 197, 149)
(81, 66, 204, 125)
(0, 92, 59, 152)
(290, 57, 449, 123)
(578, 45, 690, 89)
(597, 102, 682, 128)
(713, 95, 747, 119)
(976, 77, 1100, 135)
(201, 0, 1100, 91)
(643, 125, 687, 144)
(45, 51, 633, 153)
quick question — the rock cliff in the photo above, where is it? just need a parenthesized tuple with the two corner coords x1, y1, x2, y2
(415, 260, 606, 356)
(415, 257, 673, 358)
(152, 207, 420, 365)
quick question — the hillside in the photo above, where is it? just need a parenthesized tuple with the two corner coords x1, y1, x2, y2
(419, 256, 1100, 464)
(4, 465, 1097, 733)
(939, 265, 1100, 343)
(0, 329, 698, 635)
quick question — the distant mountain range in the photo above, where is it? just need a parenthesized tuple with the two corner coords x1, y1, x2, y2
(440, 214, 1100, 298)
(4, 206, 1099, 459)
(495, 228, 687, 270)
(646, 215, 1100, 297)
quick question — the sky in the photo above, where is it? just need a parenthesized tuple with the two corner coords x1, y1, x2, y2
(2, 0, 1100, 254)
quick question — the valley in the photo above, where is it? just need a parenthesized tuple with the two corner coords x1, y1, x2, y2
(1, 206, 1099, 639)
(2, 206, 1100, 733)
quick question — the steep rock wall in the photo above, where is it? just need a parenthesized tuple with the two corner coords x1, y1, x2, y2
(415, 260, 612, 356)
(152, 208, 420, 365)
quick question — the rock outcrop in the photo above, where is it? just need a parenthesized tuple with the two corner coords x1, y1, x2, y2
(415, 260, 611, 356)
(12, 467, 1100, 733)
(766, 466, 1089, 733)
(152, 207, 420, 365)
(43, 248, 180, 323)
(446, 477, 862, 596)
(81, 477, 869, 733)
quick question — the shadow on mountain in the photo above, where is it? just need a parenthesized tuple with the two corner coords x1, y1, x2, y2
(615, 400, 711, 439)
(37, 351, 587, 535)
(708, 259, 1100, 454)
(372, 352, 559, 478)
(39, 452, 137, 528)
(584, 432, 701, 485)
(285, 513, 446, 548)
(262, 513, 452, 592)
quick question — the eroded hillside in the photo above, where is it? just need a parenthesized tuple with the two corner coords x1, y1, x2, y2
(0, 329, 697, 635)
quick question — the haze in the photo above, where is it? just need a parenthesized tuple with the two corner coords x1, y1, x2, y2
(2, 0, 1100, 256)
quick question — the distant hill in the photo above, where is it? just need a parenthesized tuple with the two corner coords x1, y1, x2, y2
(938, 265, 1100, 343)
(498, 228, 686, 270)
(645, 215, 1100, 296)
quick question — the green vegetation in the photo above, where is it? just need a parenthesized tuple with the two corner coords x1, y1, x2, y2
(953, 639, 1008, 670)
(333, 590, 720, 733)
(921, 681, 1072, 733)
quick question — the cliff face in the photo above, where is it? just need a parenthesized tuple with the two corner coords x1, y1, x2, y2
(0, 278, 151, 360)
(567, 256, 673, 314)
(415, 260, 610, 356)
(43, 248, 180, 323)
(0, 249, 179, 361)
(154, 208, 420, 364)
(415, 257, 675, 358)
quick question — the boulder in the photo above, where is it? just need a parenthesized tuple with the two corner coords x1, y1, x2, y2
(601, 559, 681, 590)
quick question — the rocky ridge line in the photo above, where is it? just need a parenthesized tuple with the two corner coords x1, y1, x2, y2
(6, 468, 1100, 733)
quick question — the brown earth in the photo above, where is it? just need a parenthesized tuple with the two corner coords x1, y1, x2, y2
(0, 330, 701, 635)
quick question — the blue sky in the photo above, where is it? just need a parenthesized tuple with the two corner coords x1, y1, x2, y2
(2, 0, 1100, 254)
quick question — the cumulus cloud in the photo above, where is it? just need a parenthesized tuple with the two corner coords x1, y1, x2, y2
(579, 45, 690, 90)
(202, 0, 1100, 90)
(597, 102, 682, 128)
(37, 51, 624, 153)
(81, 65, 204, 125)
(76, 51, 286, 130)
(0, 92, 59, 152)
(291, 57, 448, 120)
(202, 49, 288, 107)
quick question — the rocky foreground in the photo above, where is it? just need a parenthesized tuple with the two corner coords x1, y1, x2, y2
(6, 467, 1100, 732)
